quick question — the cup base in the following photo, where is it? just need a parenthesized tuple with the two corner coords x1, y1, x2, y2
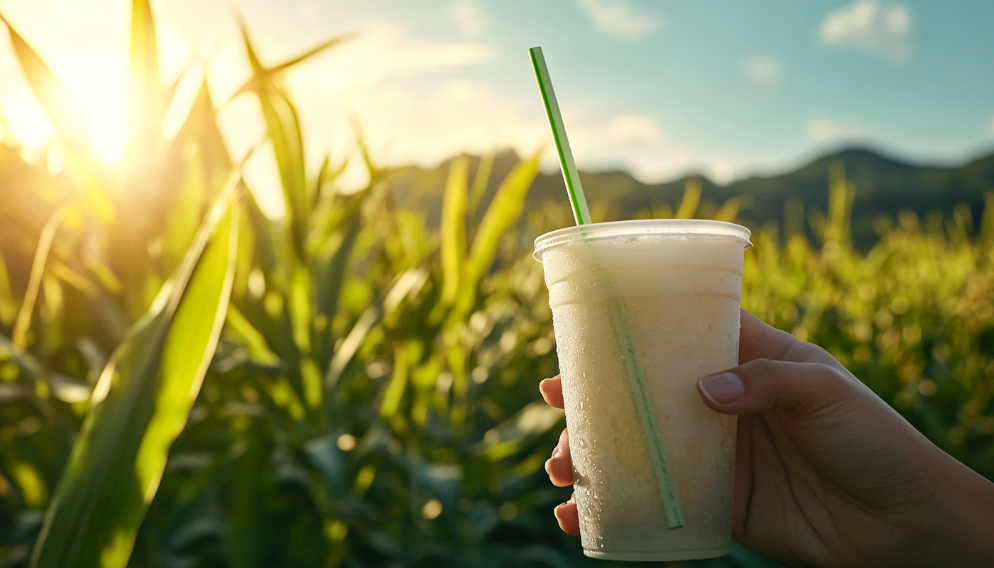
(583, 545, 730, 562)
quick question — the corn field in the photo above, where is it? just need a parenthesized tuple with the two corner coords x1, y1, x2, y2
(1, 3, 992, 568)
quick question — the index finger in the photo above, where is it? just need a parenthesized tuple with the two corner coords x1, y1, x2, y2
(739, 309, 837, 367)
(540, 376, 565, 409)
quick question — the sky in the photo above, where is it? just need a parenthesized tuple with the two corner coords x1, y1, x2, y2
(2, 0, 994, 216)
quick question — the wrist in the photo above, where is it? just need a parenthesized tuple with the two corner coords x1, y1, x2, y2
(922, 446, 994, 567)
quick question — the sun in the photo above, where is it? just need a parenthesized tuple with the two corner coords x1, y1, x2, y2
(46, 45, 130, 164)
(0, 87, 55, 151)
(0, 43, 130, 164)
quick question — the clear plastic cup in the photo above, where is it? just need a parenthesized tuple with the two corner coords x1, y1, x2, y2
(534, 219, 752, 561)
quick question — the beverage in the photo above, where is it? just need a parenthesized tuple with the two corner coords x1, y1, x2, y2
(534, 219, 751, 561)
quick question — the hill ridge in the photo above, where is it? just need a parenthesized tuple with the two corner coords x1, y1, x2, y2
(382, 146, 994, 247)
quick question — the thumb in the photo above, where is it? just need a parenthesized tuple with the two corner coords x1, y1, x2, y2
(697, 359, 853, 417)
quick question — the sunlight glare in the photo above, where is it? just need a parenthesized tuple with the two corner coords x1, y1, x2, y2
(1, 87, 55, 150)
(47, 45, 129, 163)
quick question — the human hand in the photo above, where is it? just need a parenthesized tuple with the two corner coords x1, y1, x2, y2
(541, 309, 994, 567)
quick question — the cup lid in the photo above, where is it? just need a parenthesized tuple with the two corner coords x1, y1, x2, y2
(533, 219, 752, 261)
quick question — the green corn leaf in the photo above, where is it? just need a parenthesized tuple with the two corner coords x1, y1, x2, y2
(161, 145, 206, 267)
(125, 0, 165, 164)
(224, 303, 279, 365)
(458, 150, 541, 316)
(314, 155, 331, 210)
(236, 25, 308, 259)
(242, 183, 278, 275)
(0, 334, 93, 404)
(234, 26, 352, 261)
(165, 79, 233, 199)
(0, 12, 86, 147)
(474, 402, 564, 460)
(225, 419, 273, 568)
(231, 28, 354, 98)
(351, 116, 379, 183)
(314, 191, 366, 367)
(674, 178, 701, 220)
(324, 268, 428, 390)
(12, 205, 69, 349)
(379, 343, 409, 418)
(290, 265, 312, 353)
(267, 33, 355, 76)
(261, 87, 308, 259)
(0, 246, 17, 325)
(29, 184, 239, 568)
(157, 79, 233, 271)
(439, 157, 468, 306)
(468, 151, 494, 217)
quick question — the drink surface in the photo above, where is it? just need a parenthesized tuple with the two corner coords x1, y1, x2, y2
(540, 231, 744, 560)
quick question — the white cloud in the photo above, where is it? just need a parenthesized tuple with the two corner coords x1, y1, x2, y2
(282, 24, 501, 189)
(208, 20, 499, 211)
(333, 21, 495, 84)
(707, 161, 737, 185)
(805, 117, 868, 142)
(818, 0, 912, 63)
(448, 1, 486, 39)
(742, 57, 781, 89)
(567, 112, 708, 182)
(607, 114, 664, 144)
(575, 0, 662, 39)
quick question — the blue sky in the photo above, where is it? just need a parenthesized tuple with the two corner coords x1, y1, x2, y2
(2, 0, 994, 210)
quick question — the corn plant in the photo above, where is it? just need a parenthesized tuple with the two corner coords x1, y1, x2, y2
(0, 2, 361, 566)
(3, 3, 994, 568)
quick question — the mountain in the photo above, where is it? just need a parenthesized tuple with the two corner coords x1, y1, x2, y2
(381, 146, 994, 247)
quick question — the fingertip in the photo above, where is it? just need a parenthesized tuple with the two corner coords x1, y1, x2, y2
(698, 372, 745, 406)
(555, 501, 580, 536)
(540, 375, 565, 409)
(548, 459, 575, 487)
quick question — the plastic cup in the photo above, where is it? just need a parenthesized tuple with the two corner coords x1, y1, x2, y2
(534, 219, 752, 561)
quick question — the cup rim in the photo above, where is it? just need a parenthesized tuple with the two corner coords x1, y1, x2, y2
(533, 219, 753, 262)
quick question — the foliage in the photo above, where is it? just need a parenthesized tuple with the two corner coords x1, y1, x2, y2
(742, 172, 994, 480)
(1, 4, 994, 568)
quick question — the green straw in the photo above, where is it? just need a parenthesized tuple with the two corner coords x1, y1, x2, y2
(528, 47, 591, 227)
(529, 46, 684, 529)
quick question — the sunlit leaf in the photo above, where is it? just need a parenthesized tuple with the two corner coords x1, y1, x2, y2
(314, 191, 367, 367)
(379, 343, 409, 418)
(124, 0, 165, 165)
(324, 268, 428, 390)
(674, 177, 701, 219)
(0, 246, 17, 325)
(29, 185, 238, 568)
(267, 33, 355, 76)
(468, 151, 494, 218)
(234, 26, 353, 261)
(458, 149, 541, 316)
(0, 12, 87, 147)
(224, 303, 278, 365)
(475, 402, 563, 460)
(439, 157, 468, 307)
(12, 205, 69, 349)
(0, 334, 92, 403)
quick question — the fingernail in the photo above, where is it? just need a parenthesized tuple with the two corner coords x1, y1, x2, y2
(699, 373, 745, 404)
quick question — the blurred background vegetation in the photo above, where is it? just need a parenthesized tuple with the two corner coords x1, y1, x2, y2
(2, 2, 993, 567)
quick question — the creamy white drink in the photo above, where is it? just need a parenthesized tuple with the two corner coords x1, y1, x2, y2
(535, 220, 751, 561)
